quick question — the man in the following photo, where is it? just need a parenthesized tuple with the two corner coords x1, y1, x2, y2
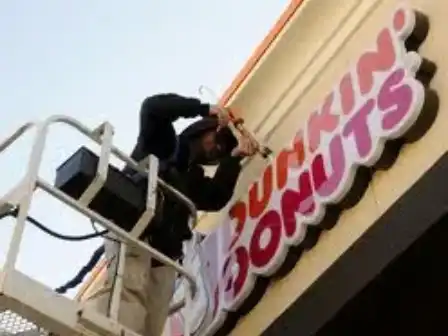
(85, 93, 256, 336)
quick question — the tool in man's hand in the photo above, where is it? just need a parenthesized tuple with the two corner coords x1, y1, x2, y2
(198, 85, 273, 160)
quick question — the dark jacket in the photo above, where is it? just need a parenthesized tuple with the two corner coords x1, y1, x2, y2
(127, 94, 243, 260)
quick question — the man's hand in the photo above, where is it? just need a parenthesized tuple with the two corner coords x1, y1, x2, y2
(231, 134, 258, 158)
(209, 104, 231, 129)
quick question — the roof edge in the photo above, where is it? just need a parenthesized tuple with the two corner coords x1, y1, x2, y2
(219, 0, 305, 106)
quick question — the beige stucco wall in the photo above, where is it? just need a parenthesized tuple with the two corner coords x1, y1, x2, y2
(195, 0, 448, 335)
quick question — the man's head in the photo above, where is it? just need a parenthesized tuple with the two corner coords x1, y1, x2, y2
(180, 117, 238, 165)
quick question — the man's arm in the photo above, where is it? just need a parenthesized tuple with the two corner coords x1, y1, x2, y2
(189, 156, 244, 212)
(125, 94, 210, 174)
(189, 134, 259, 211)
(143, 93, 211, 123)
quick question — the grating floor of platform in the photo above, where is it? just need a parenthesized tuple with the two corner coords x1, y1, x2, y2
(0, 310, 48, 335)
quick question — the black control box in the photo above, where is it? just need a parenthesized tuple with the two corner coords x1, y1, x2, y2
(54, 146, 147, 232)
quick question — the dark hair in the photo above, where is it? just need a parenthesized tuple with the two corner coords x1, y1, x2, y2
(179, 117, 238, 164)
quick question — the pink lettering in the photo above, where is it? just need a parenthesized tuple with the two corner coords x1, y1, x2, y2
(249, 210, 282, 268)
(393, 8, 406, 33)
(340, 73, 356, 115)
(357, 28, 397, 95)
(343, 99, 375, 159)
(378, 68, 414, 130)
(307, 93, 340, 152)
(311, 135, 346, 198)
(281, 171, 315, 238)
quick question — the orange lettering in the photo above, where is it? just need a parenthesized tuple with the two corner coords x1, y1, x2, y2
(276, 131, 305, 190)
(228, 202, 247, 249)
(249, 165, 273, 218)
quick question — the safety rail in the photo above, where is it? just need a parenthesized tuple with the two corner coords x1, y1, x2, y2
(0, 115, 198, 336)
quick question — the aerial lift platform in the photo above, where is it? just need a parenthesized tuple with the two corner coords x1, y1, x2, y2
(0, 115, 199, 336)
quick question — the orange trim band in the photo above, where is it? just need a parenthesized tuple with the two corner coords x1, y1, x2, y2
(76, 0, 305, 301)
(219, 0, 305, 106)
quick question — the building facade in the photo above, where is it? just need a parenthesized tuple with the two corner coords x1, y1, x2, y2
(81, 0, 448, 335)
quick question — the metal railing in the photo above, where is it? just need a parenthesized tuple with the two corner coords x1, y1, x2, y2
(0, 115, 199, 336)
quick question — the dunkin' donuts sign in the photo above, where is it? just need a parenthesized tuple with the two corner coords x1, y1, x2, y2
(165, 6, 436, 336)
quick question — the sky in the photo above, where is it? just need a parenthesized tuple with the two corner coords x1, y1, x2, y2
(0, 1, 290, 297)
